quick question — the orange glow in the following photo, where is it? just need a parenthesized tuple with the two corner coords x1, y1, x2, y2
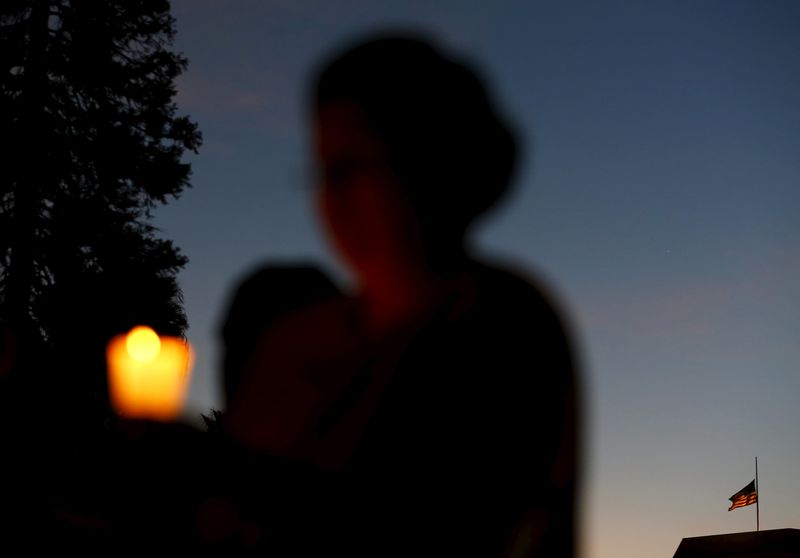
(107, 327, 194, 421)
(125, 326, 161, 362)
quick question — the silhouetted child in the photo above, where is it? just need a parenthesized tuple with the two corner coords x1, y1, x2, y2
(219, 263, 339, 407)
(200, 264, 341, 550)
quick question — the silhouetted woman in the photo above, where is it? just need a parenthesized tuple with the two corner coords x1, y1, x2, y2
(225, 33, 581, 558)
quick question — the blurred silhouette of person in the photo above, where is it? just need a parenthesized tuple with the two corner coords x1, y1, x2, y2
(219, 264, 339, 407)
(225, 32, 581, 558)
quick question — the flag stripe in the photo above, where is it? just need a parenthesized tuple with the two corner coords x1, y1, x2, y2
(727, 483, 758, 511)
(728, 496, 757, 511)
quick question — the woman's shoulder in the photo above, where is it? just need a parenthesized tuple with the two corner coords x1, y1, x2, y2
(454, 257, 579, 390)
(466, 256, 571, 334)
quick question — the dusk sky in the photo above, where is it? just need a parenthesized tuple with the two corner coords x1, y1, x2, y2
(155, 1, 799, 556)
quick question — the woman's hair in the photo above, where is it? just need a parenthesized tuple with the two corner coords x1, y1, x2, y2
(311, 32, 518, 250)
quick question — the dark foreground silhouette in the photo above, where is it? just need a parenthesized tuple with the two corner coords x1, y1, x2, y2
(220, 34, 582, 556)
(1, 32, 580, 557)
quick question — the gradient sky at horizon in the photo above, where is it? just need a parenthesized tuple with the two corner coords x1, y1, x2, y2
(156, 1, 799, 556)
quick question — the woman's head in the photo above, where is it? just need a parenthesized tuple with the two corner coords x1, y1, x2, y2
(310, 33, 517, 280)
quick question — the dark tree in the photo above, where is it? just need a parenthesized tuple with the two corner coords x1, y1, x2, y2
(0, 0, 200, 418)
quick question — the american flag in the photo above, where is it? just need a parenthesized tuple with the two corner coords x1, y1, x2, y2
(728, 479, 757, 511)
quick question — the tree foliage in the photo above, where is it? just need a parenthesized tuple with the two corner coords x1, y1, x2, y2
(0, 0, 201, 415)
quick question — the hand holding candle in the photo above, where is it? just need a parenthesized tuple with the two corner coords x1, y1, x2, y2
(107, 326, 194, 421)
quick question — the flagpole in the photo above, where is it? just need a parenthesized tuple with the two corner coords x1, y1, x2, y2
(755, 456, 759, 532)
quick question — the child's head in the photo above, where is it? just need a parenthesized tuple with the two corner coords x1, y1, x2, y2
(219, 264, 338, 404)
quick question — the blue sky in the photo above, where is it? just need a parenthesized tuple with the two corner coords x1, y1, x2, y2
(155, 1, 800, 556)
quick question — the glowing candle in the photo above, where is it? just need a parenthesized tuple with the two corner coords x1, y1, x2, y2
(107, 326, 194, 421)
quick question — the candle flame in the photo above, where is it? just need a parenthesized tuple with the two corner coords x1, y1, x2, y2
(126, 326, 161, 362)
